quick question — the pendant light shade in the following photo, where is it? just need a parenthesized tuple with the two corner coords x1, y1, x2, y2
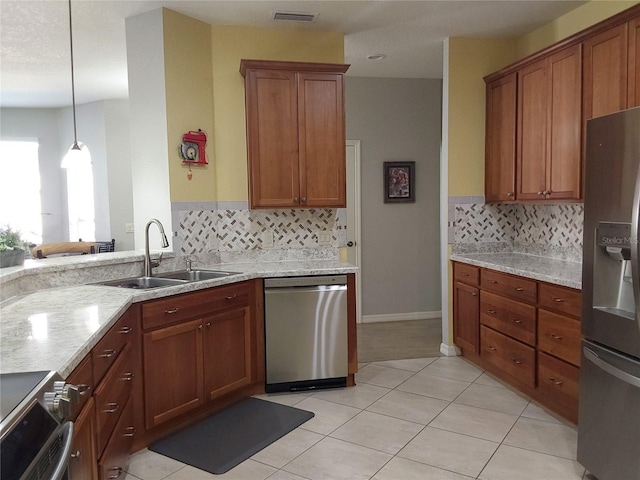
(61, 0, 91, 169)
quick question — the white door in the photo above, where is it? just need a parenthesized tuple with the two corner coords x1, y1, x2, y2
(346, 140, 362, 324)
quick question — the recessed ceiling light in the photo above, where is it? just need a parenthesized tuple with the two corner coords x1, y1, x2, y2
(366, 54, 386, 61)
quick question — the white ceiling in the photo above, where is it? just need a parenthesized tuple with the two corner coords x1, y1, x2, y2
(0, 0, 585, 108)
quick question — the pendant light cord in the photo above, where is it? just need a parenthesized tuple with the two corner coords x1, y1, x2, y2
(68, 0, 79, 149)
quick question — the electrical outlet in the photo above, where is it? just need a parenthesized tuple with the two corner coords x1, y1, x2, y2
(125, 223, 135, 233)
(262, 231, 274, 248)
(318, 232, 332, 246)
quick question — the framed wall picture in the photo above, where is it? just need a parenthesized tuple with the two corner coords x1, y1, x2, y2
(384, 161, 415, 203)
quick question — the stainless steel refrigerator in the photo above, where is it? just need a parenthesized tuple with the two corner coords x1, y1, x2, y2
(579, 106, 640, 480)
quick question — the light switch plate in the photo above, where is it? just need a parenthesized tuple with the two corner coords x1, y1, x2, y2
(262, 231, 274, 248)
(125, 223, 135, 233)
(318, 232, 332, 246)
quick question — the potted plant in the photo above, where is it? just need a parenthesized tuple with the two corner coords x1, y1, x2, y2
(0, 226, 31, 268)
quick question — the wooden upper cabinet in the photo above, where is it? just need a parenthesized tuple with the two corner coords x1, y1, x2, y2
(241, 60, 349, 209)
(583, 23, 629, 120)
(485, 73, 517, 202)
(628, 17, 640, 107)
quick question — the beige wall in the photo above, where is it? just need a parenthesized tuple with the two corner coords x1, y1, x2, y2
(163, 10, 215, 203)
(209, 26, 344, 202)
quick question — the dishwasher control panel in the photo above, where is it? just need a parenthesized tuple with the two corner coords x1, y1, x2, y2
(264, 275, 347, 288)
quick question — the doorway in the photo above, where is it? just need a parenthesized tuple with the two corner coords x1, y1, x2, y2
(346, 140, 362, 324)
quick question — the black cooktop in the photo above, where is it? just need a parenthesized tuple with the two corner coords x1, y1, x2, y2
(0, 371, 51, 423)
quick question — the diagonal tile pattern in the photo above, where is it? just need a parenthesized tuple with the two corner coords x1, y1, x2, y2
(125, 356, 589, 480)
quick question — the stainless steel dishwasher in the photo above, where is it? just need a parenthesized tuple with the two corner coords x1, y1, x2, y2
(264, 275, 348, 393)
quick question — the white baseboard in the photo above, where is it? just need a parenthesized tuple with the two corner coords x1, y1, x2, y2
(440, 343, 461, 356)
(361, 311, 441, 324)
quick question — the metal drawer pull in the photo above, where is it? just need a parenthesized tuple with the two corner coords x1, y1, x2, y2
(514, 287, 524, 292)
(548, 377, 564, 385)
(548, 333, 563, 340)
(225, 294, 238, 300)
(206, 322, 212, 328)
(198, 324, 203, 330)
(165, 307, 180, 314)
(70, 450, 81, 460)
(511, 318, 523, 324)
(487, 345, 497, 351)
(471, 292, 477, 297)
(551, 297, 565, 303)
(461, 272, 469, 276)
(99, 349, 116, 358)
(123, 426, 136, 437)
(294, 197, 299, 203)
(108, 467, 124, 479)
(118, 326, 132, 334)
(103, 402, 119, 414)
(487, 309, 497, 315)
(121, 372, 134, 381)
(511, 358, 523, 365)
(488, 280, 498, 284)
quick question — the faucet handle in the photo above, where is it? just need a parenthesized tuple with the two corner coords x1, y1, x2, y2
(151, 252, 164, 269)
(185, 257, 193, 271)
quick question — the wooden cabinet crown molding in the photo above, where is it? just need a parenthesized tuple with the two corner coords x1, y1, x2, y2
(484, 3, 640, 84)
(240, 59, 350, 77)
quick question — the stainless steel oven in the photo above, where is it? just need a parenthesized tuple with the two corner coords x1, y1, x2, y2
(1, 371, 86, 480)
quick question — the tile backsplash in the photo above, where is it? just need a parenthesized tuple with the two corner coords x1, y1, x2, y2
(449, 198, 584, 263)
(175, 207, 346, 261)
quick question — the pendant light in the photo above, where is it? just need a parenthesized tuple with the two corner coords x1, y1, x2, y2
(61, 0, 90, 169)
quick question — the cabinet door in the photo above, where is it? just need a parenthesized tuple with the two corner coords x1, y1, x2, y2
(68, 398, 97, 480)
(517, 59, 548, 200)
(298, 72, 346, 207)
(245, 69, 300, 208)
(143, 318, 204, 429)
(485, 73, 517, 202)
(629, 17, 640, 107)
(547, 44, 582, 200)
(583, 23, 629, 120)
(454, 282, 480, 354)
(203, 307, 252, 400)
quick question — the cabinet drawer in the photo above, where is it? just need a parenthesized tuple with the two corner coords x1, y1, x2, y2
(538, 309, 581, 366)
(538, 283, 581, 318)
(142, 282, 250, 330)
(537, 351, 579, 414)
(480, 325, 536, 386)
(481, 269, 537, 304)
(66, 355, 94, 421)
(93, 310, 138, 385)
(94, 343, 133, 455)
(98, 397, 135, 480)
(480, 291, 536, 346)
(454, 263, 480, 286)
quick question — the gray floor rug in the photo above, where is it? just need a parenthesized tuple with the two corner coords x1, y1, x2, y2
(149, 397, 314, 474)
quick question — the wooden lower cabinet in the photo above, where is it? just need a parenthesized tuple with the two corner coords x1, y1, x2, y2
(480, 325, 536, 387)
(452, 262, 582, 423)
(68, 398, 98, 480)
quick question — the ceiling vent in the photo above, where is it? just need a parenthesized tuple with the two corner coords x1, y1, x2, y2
(273, 11, 317, 23)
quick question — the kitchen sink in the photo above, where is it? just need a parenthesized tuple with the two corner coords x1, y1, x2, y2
(97, 276, 187, 289)
(155, 269, 235, 281)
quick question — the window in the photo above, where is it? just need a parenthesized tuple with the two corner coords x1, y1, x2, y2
(0, 140, 43, 244)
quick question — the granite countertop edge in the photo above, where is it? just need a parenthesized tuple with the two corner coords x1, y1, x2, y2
(450, 252, 583, 290)
(0, 260, 357, 377)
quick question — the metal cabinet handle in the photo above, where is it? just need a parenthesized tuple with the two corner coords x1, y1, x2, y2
(514, 287, 524, 292)
(488, 280, 498, 284)
(118, 326, 132, 334)
(206, 322, 212, 328)
(103, 402, 119, 414)
(293, 197, 299, 204)
(301, 197, 307, 204)
(165, 307, 179, 314)
(548, 332, 563, 340)
(538, 191, 544, 196)
(487, 309, 497, 315)
(121, 372, 134, 382)
(549, 377, 563, 385)
(198, 324, 203, 330)
(123, 426, 136, 437)
(70, 450, 81, 460)
(471, 292, 477, 297)
(511, 318, 523, 324)
(225, 294, 238, 300)
(77, 384, 91, 395)
(108, 467, 124, 479)
(487, 345, 497, 351)
(551, 296, 565, 303)
(99, 349, 116, 358)
(461, 272, 469, 276)
(507, 192, 515, 198)
(511, 358, 523, 365)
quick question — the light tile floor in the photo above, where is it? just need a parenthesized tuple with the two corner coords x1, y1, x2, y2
(125, 356, 595, 480)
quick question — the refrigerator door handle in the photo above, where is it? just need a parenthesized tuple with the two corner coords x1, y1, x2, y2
(584, 347, 640, 388)
(631, 162, 640, 325)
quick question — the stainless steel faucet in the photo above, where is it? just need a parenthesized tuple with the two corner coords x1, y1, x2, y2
(144, 219, 170, 277)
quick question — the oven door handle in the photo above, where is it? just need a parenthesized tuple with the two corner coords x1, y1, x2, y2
(49, 421, 75, 480)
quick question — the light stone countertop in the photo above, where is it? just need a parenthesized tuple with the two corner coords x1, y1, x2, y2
(0, 260, 357, 377)
(450, 252, 582, 290)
